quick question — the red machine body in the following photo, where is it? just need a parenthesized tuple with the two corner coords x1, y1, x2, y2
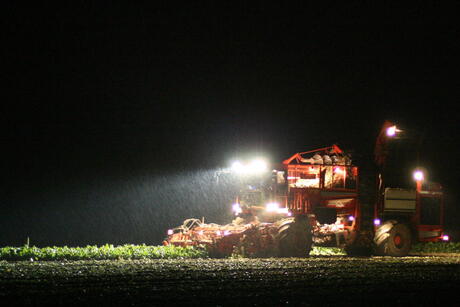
(165, 122, 447, 257)
(372, 121, 447, 256)
(166, 145, 366, 257)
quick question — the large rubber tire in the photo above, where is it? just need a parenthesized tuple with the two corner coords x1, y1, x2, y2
(344, 230, 373, 257)
(374, 221, 412, 256)
(277, 216, 312, 257)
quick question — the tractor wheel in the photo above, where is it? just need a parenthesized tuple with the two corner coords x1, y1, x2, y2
(277, 216, 312, 257)
(374, 221, 412, 256)
(344, 230, 373, 257)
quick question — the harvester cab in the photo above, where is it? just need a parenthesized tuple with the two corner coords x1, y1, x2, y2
(231, 165, 290, 223)
(373, 121, 447, 256)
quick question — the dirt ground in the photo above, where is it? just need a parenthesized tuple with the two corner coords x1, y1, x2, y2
(1, 256, 460, 306)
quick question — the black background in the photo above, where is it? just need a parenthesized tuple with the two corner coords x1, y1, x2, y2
(2, 2, 459, 246)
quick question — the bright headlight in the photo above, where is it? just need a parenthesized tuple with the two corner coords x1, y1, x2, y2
(386, 125, 397, 137)
(231, 158, 268, 174)
(266, 202, 279, 212)
(231, 161, 244, 173)
(232, 203, 242, 215)
(413, 170, 424, 181)
(249, 159, 267, 173)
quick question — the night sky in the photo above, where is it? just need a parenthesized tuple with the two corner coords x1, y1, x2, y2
(3, 2, 459, 246)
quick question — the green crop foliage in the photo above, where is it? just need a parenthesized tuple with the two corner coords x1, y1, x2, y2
(0, 244, 208, 261)
(1, 242, 458, 261)
(411, 242, 460, 254)
(311, 246, 346, 256)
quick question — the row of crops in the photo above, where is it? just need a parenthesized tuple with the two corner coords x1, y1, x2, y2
(0, 243, 459, 261)
(411, 242, 460, 253)
(0, 244, 207, 261)
(310, 243, 460, 256)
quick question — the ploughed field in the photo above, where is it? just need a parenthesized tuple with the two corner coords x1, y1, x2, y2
(1, 256, 460, 306)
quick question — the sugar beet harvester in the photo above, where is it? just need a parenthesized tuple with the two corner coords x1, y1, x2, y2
(164, 122, 448, 257)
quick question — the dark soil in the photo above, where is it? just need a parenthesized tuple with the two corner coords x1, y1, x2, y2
(1, 256, 460, 306)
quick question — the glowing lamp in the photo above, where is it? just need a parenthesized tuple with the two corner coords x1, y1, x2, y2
(374, 218, 381, 226)
(442, 235, 449, 241)
(248, 159, 267, 173)
(231, 158, 268, 174)
(386, 125, 397, 137)
(348, 216, 355, 222)
(232, 203, 242, 215)
(266, 202, 279, 212)
(413, 170, 424, 181)
(231, 161, 244, 173)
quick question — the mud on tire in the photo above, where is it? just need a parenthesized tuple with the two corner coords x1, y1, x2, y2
(277, 216, 312, 257)
(374, 221, 412, 256)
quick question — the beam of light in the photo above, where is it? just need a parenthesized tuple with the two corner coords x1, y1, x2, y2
(230, 158, 268, 174)
(266, 202, 279, 212)
(232, 203, 242, 215)
(248, 159, 267, 173)
(276, 207, 289, 214)
(231, 161, 245, 173)
(386, 125, 397, 137)
(413, 170, 424, 181)
(147, 167, 240, 244)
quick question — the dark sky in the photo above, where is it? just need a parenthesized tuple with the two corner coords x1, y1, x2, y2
(2, 2, 459, 245)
